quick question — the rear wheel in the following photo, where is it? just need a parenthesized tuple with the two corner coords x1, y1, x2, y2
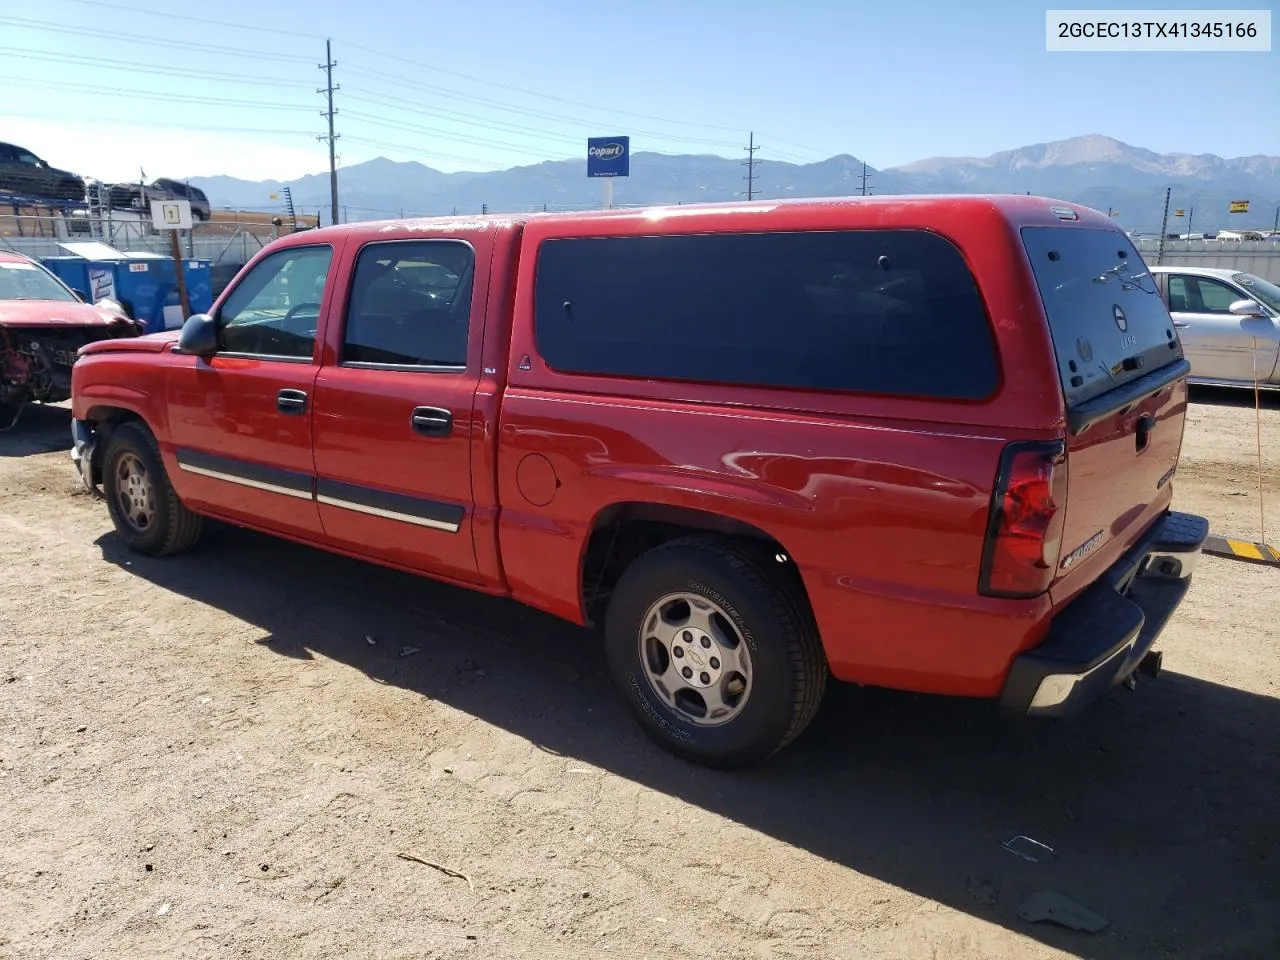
(604, 535, 827, 768)
(102, 422, 202, 556)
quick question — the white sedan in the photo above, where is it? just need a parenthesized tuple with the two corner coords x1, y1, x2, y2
(1149, 265, 1280, 389)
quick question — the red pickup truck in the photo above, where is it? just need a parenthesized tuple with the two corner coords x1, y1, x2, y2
(70, 196, 1208, 768)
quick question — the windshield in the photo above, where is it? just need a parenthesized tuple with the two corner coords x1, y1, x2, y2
(1232, 273, 1280, 313)
(1022, 226, 1182, 408)
(0, 261, 78, 302)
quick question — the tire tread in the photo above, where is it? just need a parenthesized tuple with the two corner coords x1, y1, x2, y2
(106, 422, 203, 556)
(611, 534, 827, 765)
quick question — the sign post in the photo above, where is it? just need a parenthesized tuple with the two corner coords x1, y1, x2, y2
(150, 199, 192, 320)
(587, 136, 629, 209)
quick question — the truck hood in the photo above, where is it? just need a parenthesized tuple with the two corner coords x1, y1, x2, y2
(0, 298, 135, 329)
(78, 329, 180, 356)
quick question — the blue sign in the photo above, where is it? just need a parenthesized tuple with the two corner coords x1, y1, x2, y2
(587, 136, 630, 178)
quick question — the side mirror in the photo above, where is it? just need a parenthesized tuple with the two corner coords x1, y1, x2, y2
(71, 288, 87, 302)
(1228, 299, 1266, 318)
(178, 312, 218, 358)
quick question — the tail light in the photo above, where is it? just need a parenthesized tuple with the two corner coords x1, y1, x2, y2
(979, 440, 1068, 599)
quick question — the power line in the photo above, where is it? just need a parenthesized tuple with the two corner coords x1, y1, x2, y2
(54, 0, 766, 141)
(43, 1, 847, 165)
(0, 75, 315, 111)
(0, 46, 316, 86)
(0, 15, 314, 62)
(319, 39, 340, 228)
(341, 65, 744, 151)
(0, 109, 318, 139)
(58, 0, 325, 39)
(743, 132, 760, 201)
(342, 111, 576, 160)
(342, 89, 589, 147)
(340, 135, 511, 171)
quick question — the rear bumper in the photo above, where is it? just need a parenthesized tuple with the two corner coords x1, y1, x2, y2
(999, 510, 1209, 717)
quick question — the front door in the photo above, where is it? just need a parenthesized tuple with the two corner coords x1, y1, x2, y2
(311, 237, 486, 583)
(166, 242, 337, 538)
(1166, 273, 1280, 382)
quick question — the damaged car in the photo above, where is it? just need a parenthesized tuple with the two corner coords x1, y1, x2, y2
(0, 251, 142, 431)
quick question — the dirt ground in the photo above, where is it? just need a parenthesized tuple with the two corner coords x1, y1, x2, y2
(1, 390, 1277, 960)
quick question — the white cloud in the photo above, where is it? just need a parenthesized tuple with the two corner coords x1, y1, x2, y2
(1, 116, 329, 183)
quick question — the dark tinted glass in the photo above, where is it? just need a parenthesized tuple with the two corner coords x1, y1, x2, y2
(533, 230, 999, 398)
(1022, 227, 1181, 408)
(342, 240, 474, 368)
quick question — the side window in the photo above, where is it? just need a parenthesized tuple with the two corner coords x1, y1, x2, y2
(219, 245, 332, 359)
(533, 230, 999, 399)
(1166, 276, 1191, 312)
(341, 239, 475, 368)
(1193, 278, 1242, 314)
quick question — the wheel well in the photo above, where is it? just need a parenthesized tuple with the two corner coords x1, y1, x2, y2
(84, 406, 143, 485)
(580, 502, 801, 626)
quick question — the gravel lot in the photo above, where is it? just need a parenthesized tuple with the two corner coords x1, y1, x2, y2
(1, 391, 1277, 960)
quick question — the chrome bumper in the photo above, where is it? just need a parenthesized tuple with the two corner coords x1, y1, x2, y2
(70, 419, 99, 495)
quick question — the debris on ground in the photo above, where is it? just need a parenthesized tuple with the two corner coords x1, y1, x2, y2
(966, 876, 998, 906)
(156, 902, 171, 917)
(1001, 835, 1057, 862)
(1017, 890, 1109, 932)
(365, 636, 376, 646)
(398, 646, 420, 658)
(396, 852, 474, 892)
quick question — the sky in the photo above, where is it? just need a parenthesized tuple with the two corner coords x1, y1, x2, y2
(1, 0, 1276, 188)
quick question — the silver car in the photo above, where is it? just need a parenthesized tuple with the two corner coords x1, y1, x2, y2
(1150, 266, 1280, 389)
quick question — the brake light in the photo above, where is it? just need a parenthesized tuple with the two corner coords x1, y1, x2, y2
(979, 440, 1068, 598)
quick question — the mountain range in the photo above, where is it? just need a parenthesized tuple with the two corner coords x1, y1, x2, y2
(190, 134, 1280, 234)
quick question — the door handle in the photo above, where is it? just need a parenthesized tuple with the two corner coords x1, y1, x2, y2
(276, 389, 308, 415)
(410, 406, 452, 437)
(1172, 320, 1190, 328)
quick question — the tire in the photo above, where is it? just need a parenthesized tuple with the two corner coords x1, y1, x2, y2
(102, 421, 203, 556)
(604, 535, 827, 768)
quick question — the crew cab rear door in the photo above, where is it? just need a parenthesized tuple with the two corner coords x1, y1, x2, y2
(1020, 225, 1189, 604)
(310, 235, 490, 584)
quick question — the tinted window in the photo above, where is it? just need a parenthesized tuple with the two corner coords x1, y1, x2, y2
(1021, 227, 1181, 408)
(533, 230, 998, 398)
(341, 240, 474, 368)
(219, 245, 332, 359)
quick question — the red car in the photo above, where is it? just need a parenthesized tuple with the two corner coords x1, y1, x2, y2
(69, 196, 1208, 767)
(0, 251, 139, 431)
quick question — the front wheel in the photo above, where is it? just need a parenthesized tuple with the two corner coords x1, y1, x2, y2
(102, 421, 203, 556)
(604, 535, 827, 768)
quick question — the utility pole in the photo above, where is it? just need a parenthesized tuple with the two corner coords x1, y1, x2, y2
(318, 39, 340, 227)
(742, 131, 759, 200)
(858, 161, 872, 197)
(1273, 204, 1279, 237)
(1156, 186, 1171, 265)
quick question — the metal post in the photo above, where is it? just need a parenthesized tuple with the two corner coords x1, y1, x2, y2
(169, 230, 191, 320)
(602, 177, 614, 210)
(1156, 187, 1171, 265)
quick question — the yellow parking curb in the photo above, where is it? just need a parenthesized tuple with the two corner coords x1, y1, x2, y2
(1203, 535, 1280, 567)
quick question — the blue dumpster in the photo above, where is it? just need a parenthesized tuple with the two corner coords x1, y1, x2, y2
(40, 244, 213, 334)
